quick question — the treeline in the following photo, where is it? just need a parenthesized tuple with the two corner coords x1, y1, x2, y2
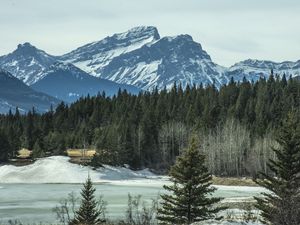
(0, 74, 299, 176)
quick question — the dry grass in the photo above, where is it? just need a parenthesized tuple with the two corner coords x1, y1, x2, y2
(66, 149, 96, 157)
(17, 148, 32, 159)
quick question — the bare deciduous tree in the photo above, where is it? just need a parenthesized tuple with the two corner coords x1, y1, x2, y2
(200, 118, 277, 177)
(123, 194, 158, 225)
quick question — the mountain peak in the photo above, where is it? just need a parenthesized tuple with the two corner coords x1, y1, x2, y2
(13, 42, 55, 61)
(105, 25, 160, 43)
(152, 34, 210, 61)
(60, 26, 161, 73)
(124, 26, 160, 40)
(17, 42, 35, 49)
(0, 42, 57, 85)
(15, 42, 38, 55)
(164, 34, 193, 42)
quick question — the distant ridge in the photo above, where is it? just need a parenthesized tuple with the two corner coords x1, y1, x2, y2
(31, 62, 141, 103)
(0, 69, 60, 113)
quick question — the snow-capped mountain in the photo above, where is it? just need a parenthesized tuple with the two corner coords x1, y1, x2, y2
(0, 26, 299, 93)
(0, 69, 60, 114)
(31, 62, 141, 102)
(0, 43, 57, 85)
(98, 34, 227, 90)
(60, 26, 160, 76)
(227, 59, 300, 82)
(60, 26, 227, 89)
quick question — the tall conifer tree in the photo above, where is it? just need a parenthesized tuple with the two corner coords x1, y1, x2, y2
(255, 112, 300, 225)
(157, 137, 224, 225)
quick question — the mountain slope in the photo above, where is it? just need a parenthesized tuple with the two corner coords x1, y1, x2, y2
(0, 70, 60, 113)
(31, 63, 141, 102)
(99, 35, 227, 90)
(0, 43, 57, 85)
(60, 27, 227, 89)
(60, 26, 160, 76)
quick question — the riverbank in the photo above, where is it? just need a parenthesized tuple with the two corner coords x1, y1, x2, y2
(0, 156, 257, 186)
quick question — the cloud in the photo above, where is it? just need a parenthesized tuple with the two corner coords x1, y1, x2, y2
(0, 0, 300, 66)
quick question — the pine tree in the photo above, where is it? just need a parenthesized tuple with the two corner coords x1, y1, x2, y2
(0, 130, 11, 162)
(72, 176, 105, 225)
(157, 137, 224, 225)
(25, 110, 34, 149)
(32, 139, 45, 159)
(254, 112, 300, 225)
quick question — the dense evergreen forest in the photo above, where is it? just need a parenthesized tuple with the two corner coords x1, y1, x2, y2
(0, 74, 299, 177)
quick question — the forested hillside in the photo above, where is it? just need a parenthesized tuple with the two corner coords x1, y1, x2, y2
(0, 74, 299, 177)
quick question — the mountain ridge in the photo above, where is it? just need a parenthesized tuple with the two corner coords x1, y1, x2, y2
(0, 69, 60, 113)
(31, 62, 141, 103)
(0, 42, 57, 85)
(0, 26, 299, 91)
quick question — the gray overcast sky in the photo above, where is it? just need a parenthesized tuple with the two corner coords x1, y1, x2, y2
(0, 0, 300, 67)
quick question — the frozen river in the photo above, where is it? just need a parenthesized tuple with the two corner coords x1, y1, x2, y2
(0, 157, 265, 224)
(0, 182, 264, 224)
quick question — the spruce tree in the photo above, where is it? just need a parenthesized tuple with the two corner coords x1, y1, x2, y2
(157, 137, 224, 225)
(32, 139, 45, 159)
(72, 176, 105, 225)
(0, 130, 10, 162)
(254, 112, 300, 225)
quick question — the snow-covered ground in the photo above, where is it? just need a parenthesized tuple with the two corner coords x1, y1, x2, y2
(0, 156, 267, 195)
(0, 156, 165, 184)
(194, 222, 261, 225)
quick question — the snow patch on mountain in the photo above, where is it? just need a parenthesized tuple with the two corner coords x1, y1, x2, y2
(60, 26, 160, 76)
(109, 60, 162, 90)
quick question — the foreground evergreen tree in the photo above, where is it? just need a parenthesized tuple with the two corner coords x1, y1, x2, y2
(254, 112, 300, 225)
(72, 176, 105, 225)
(157, 138, 224, 225)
